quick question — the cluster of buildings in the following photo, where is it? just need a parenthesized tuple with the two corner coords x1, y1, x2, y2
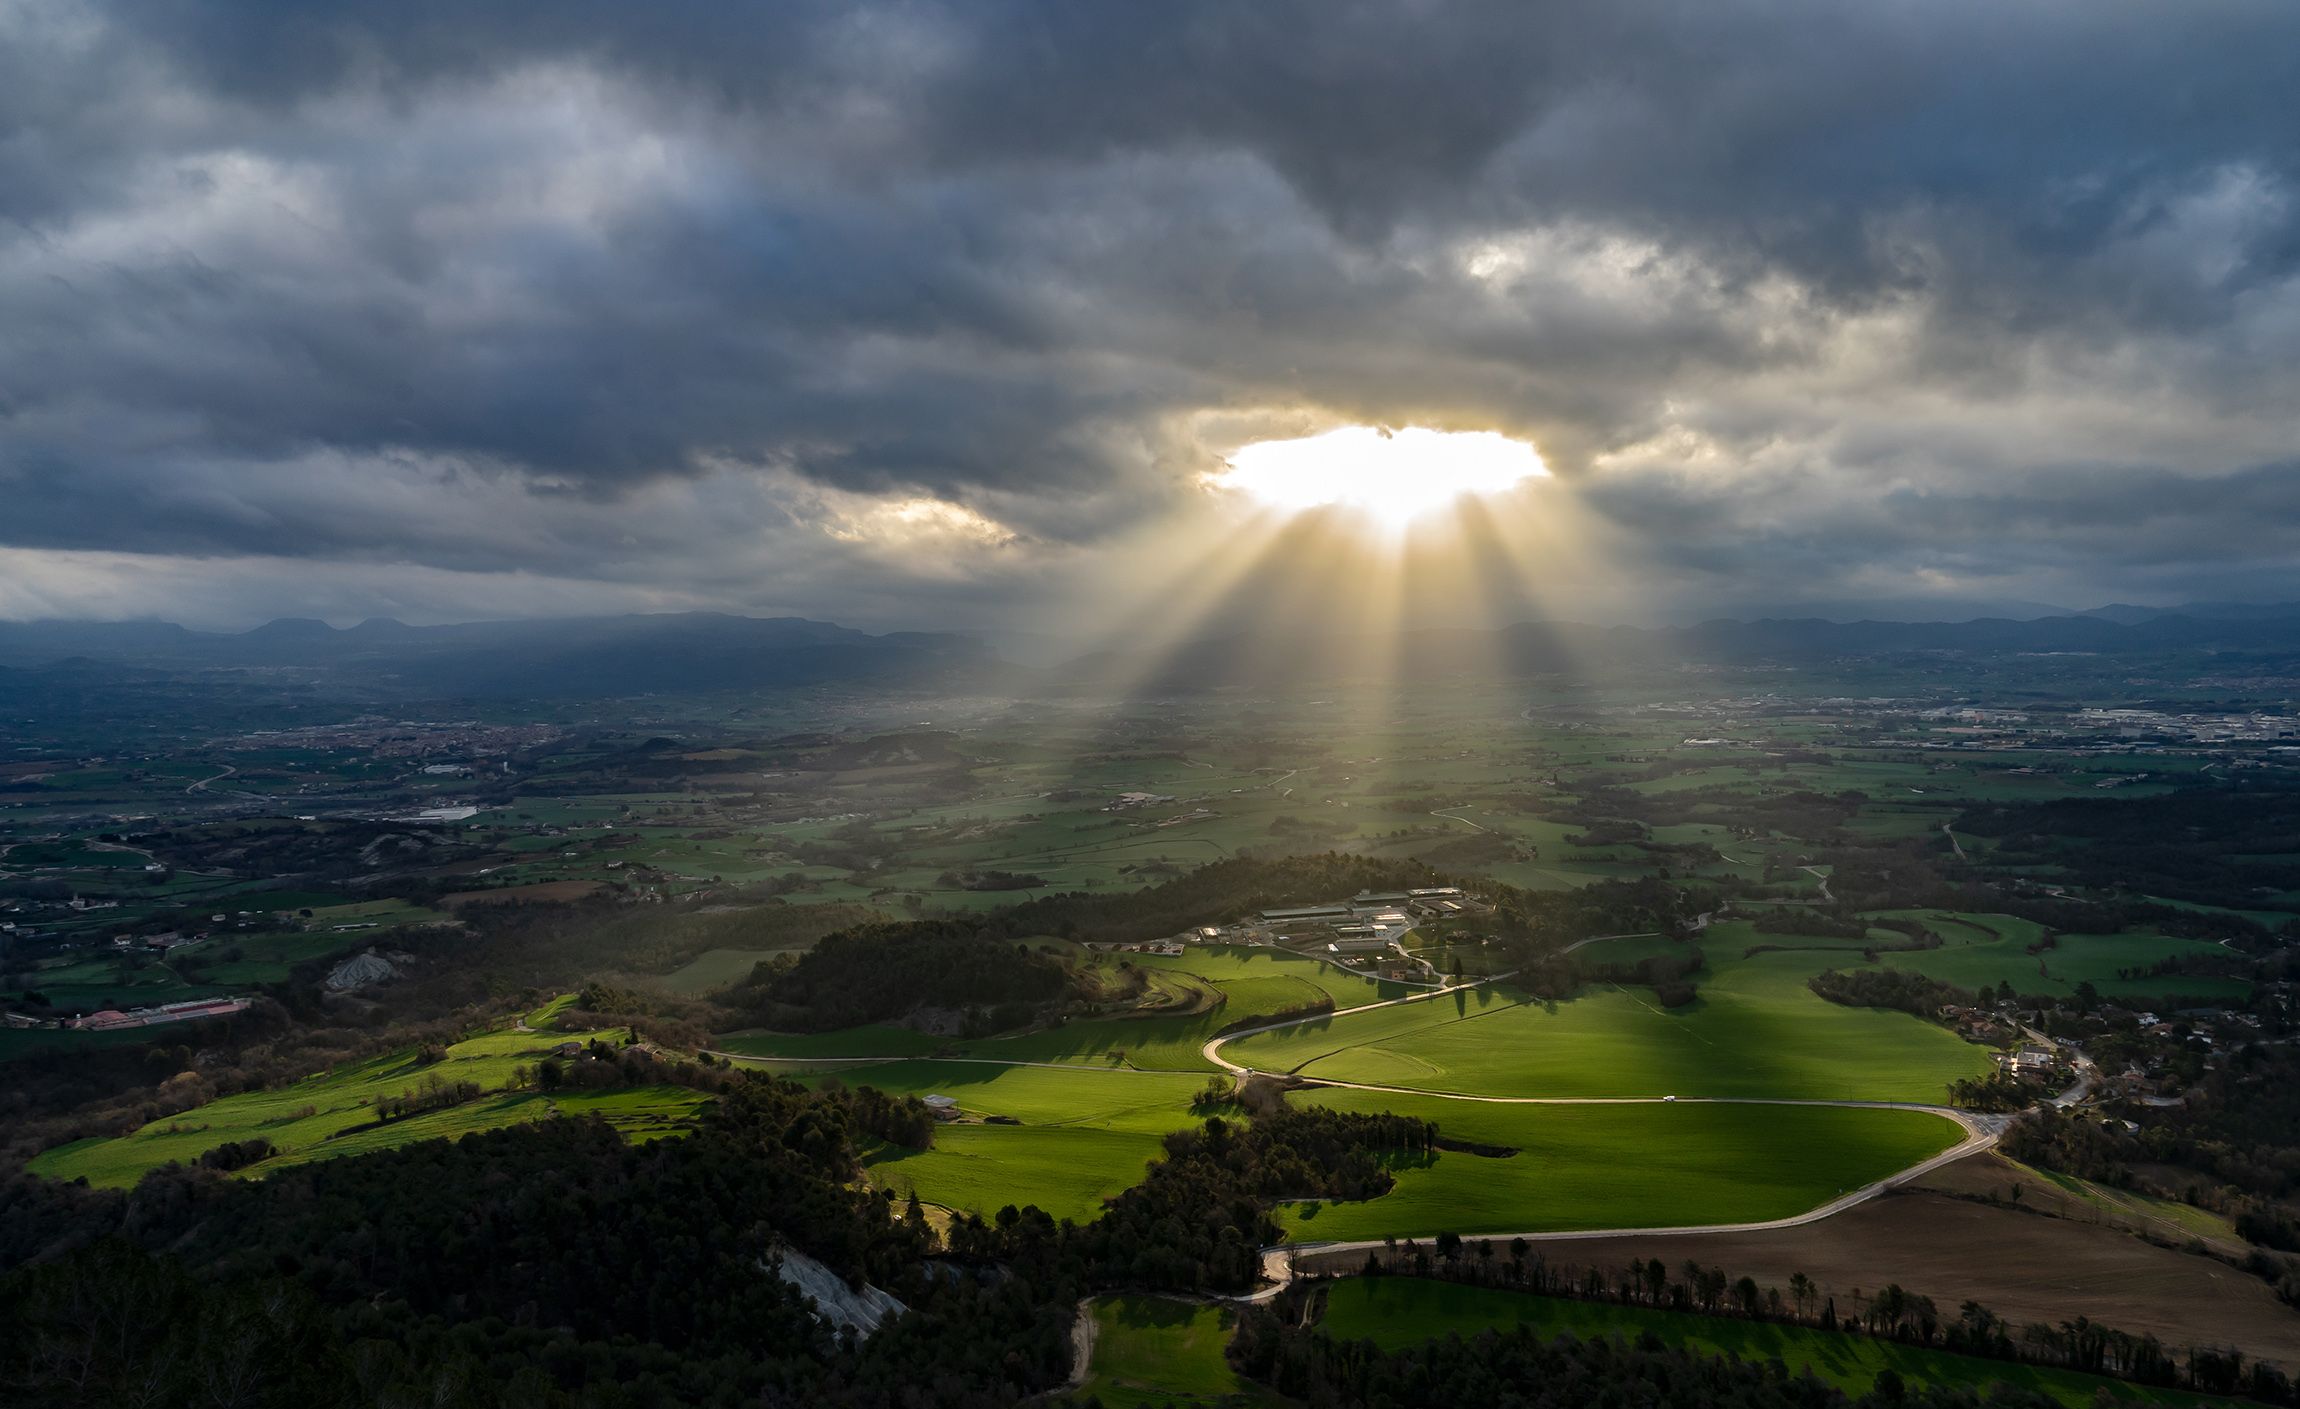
(53, 995, 252, 1031)
(1257, 888, 1481, 959)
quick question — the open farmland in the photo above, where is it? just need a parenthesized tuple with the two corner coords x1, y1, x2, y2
(26, 1015, 698, 1188)
(806, 1059, 1210, 1223)
(1861, 912, 2253, 1003)
(1225, 948, 1996, 1103)
(1317, 1279, 2219, 1408)
(1277, 1088, 1964, 1241)
(1312, 1185, 2300, 1374)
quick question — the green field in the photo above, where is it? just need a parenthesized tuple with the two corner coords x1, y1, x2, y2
(813, 1060, 1212, 1223)
(1225, 948, 1995, 1103)
(657, 947, 785, 996)
(1863, 913, 2252, 1003)
(28, 1017, 701, 1188)
(1278, 1089, 1963, 1241)
(1080, 1297, 1277, 1408)
(1317, 1279, 2219, 1408)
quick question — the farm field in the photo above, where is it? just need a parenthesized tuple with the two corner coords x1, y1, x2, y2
(1225, 949, 1995, 1103)
(656, 946, 785, 996)
(1079, 1297, 1277, 1409)
(26, 1015, 676, 1188)
(812, 1060, 1211, 1222)
(1317, 1279, 2219, 1408)
(1861, 913, 2252, 1003)
(1277, 1088, 1964, 1241)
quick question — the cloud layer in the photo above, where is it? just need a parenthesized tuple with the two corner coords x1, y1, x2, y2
(6, 0, 2300, 627)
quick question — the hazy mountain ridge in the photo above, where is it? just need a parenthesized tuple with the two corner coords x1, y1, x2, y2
(0, 612, 998, 699)
(8, 603, 2300, 701)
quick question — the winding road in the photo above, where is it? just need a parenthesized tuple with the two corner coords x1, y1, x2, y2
(1198, 967, 2011, 1301)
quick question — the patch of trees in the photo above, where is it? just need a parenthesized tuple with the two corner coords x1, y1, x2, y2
(369, 1073, 483, 1123)
(1489, 876, 1713, 960)
(1059, 1108, 1440, 1292)
(1808, 967, 1971, 1020)
(1574, 944, 1707, 1008)
(936, 868, 1047, 891)
(816, 1077, 940, 1149)
(1947, 1071, 2038, 1112)
(197, 1136, 274, 1171)
(1956, 783, 2300, 924)
(1563, 818, 1649, 847)
(2, 1080, 1073, 1408)
(729, 921, 1078, 1032)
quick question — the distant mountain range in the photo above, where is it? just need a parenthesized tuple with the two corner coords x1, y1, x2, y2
(4, 601, 2300, 701)
(0, 613, 997, 698)
(1069, 606, 2300, 691)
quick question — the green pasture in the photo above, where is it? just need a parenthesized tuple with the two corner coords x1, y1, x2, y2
(1277, 1089, 1961, 1241)
(1224, 950, 1994, 1103)
(1317, 1279, 2214, 1408)
(28, 1013, 661, 1188)
(820, 1060, 1210, 1222)
(1865, 913, 2252, 1002)
(656, 947, 784, 996)
(1080, 1297, 1276, 1408)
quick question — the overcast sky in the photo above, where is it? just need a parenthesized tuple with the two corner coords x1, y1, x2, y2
(5, 0, 2299, 631)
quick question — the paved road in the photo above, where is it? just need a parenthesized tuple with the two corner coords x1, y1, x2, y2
(1200, 972, 1519, 1075)
(1200, 966, 2011, 1301)
(1429, 807, 1490, 832)
(1237, 1110, 2005, 1301)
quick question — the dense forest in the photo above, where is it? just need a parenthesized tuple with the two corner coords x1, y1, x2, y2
(730, 921, 1079, 1032)
(0, 1070, 1452, 1408)
(1956, 784, 2300, 915)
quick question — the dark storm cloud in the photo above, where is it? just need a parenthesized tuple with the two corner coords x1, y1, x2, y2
(5, 0, 2300, 621)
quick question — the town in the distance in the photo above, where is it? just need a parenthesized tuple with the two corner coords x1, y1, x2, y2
(5, 607, 2300, 1408)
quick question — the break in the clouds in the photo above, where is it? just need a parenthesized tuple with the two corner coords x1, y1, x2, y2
(5, 0, 2300, 628)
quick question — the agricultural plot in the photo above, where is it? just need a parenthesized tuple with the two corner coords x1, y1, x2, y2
(27, 1015, 659, 1189)
(822, 1061, 1211, 1222)
(1865, 913, 2252, 1003)
(1226, 950, 1995, 1103)
(1277, 1089, 1962, 1241)
(1079, 1297, 1275, 1408)
(1317, 1280, 2216, 1408)
(655, 947, 789, 996)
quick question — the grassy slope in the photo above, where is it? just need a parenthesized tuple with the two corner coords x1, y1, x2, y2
(1279, 1089, 1962, 1241)
(1863, 913, 2251, 1003)
(1317, 1279, 2218, 1409)
(815, 1060, 1211, 1224)
(1228, 949, 1994, 1102)
(1081, 1297, 1278, 1408)
(28, 1017, 699, 1188)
